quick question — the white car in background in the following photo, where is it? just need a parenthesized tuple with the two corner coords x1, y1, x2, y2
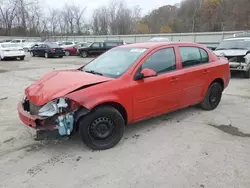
(10, 39, 41, 52)
(0, 43, 25, 60)
(58, 41, 78, 48)
(148, 37, 170, 42)
(214, 37, 250, 78)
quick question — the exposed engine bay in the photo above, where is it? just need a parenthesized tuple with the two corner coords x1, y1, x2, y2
(22, 97, 79, 136)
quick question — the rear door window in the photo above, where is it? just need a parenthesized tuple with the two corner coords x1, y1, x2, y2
(179, 47, 209, 68)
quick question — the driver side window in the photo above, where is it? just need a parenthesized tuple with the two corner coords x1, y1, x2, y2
(141, 48, 176, 74)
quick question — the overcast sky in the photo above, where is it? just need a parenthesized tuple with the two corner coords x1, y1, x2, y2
(44, 0, 181, 19)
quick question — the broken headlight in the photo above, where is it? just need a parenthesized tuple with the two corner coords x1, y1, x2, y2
(38, 98, 69, 117)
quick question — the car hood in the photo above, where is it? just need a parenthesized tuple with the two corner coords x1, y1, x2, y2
(25, 70, 113, 106)
(214, 49, 248, 56)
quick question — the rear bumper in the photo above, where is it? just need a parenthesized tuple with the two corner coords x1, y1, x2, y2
(49, 52, 65, 57)
(2, 51, 25, 58)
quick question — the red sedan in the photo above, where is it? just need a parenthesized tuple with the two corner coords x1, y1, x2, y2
(64, 42, 91, 56)
(18, 42, 230, 150)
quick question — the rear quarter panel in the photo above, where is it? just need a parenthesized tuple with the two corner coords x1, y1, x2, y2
(207, 56, 230, 90)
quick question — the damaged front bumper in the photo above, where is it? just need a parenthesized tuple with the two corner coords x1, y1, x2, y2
(229, 62, 250, 72)
(17, 98, 87, 136)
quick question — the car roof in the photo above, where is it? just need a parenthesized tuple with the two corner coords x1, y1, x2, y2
(224, 37, 250, 41)
(119, 42, 203, 49)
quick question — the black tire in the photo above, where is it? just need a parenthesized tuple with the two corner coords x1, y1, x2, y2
(243, 69, 250, 78)
(65, 51, 70, 56)
(59, 56, 63, 58)
(20, 56, 25, 60)
(79, 106, 125, 150)
(200, 82, 222, 111)
(80, 51, 88, 58)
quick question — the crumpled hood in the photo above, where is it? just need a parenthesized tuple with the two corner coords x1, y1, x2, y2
(25, 70, 113, 106)
(214, 49, 249, 57)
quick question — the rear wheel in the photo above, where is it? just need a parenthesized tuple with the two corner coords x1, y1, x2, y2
(45, 53, 49, 58)
(243, 69, 250, 78)
(200, 82, 222, 111)
(20, 56, 25, 60)
(65, 51, 70, 56)
(80, 51, 88, 58)
(59, 56, 63, 58)
(79, 106, 125, 150)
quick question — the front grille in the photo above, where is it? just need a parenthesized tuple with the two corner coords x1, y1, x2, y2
(225, 56, 245, 63)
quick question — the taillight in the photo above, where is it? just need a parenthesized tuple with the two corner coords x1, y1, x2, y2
(50, 48, 55, 52)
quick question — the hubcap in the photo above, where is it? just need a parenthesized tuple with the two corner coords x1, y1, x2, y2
(82, 52, 87, 57)
(65, 51, 70, 56)
(89, 117, 115, 140)
(45, 53, 48, 58)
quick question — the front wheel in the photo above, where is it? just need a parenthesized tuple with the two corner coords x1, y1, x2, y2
(79, 106, 125, 150)
(200, 82, 222, 111)
(59, 56, 63, 58)
(243, 69, 250, 78)
(30, 51, 34, 57)
(20, 56, 25, 60)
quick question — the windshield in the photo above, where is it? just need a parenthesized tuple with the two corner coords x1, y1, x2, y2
(81, 47, 147, 78)
(1, 43, 21, 48)
(216, 39, 250, 50)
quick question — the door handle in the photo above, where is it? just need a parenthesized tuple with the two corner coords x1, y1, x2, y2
(203, 69, 210, 74)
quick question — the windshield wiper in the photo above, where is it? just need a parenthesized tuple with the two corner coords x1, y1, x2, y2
(85, 70, 103, 76)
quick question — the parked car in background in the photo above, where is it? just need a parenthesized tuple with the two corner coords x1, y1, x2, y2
(18, 41, 230, 150)
(64, 42, 91, 56)
(0, 43, 25, 60)
(28, 42, 44, 52)
(58, 41, 78, 48)
(148, 37, 170, 42)
(0, 39, 11, 43)
(9, 39, 41, 52)
(214, 37, 250, 78)
(234, 31, 250, 38)
(30, 43, 65, 58)
(78, 40, 124, 58)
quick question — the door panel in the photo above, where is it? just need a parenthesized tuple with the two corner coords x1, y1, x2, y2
(132, 72, 182, 121)
(177, 46, 210, 107)
(132, 47, 182, 121)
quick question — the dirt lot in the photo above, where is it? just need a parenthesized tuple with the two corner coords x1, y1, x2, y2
(0, 54, 250, 188)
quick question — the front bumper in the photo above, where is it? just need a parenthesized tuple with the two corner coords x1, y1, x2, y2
(18, 102, 42, 129)
(17, 102, 56, 130)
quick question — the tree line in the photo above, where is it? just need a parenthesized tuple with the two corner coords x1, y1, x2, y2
(0, 0, 249, 38)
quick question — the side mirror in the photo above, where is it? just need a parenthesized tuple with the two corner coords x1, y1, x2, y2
(135, 68, 157, 80)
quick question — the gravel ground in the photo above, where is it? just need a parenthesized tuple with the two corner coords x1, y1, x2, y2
(0, 54, 250, 188)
